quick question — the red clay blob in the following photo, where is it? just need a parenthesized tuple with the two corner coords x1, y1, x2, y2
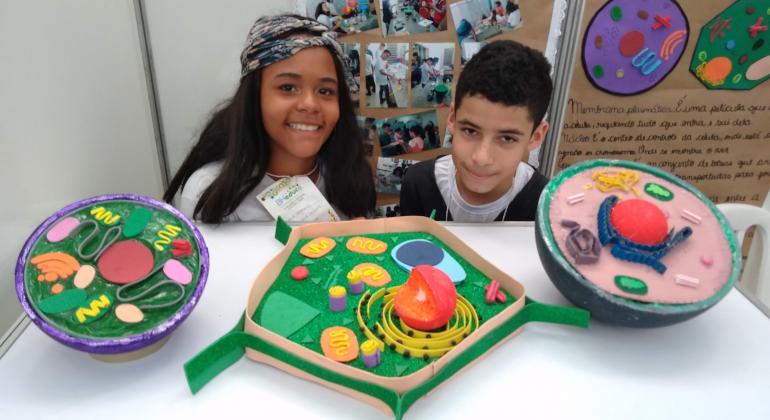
(619, 30, 646, 57)
(97, 240, 154, 285)
(290, 266, 309, 281)
(610, 198, 668, 245)
(394, 265, 457, 331)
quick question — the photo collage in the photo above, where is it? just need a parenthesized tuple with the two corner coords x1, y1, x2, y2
(300, 0, 526, 210)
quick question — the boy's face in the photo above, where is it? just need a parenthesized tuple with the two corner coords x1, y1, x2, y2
(447, 94, 548, 205)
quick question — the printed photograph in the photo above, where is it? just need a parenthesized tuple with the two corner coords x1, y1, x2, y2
(442, 130, 453, 148)
(357, 116, 377, 157)
(374, 203, 402, 217)
(376, 157, 419, 194)
(451, 0, 522, 45)
(460, 41, 485, 66)
(375, 110, 442, 157)
(365, 43, 409, 108)
(307, 0, 380, 35)
(341, 43, 361, 108)
(410, 42, 455, 108)
(379, 0, 448, 37)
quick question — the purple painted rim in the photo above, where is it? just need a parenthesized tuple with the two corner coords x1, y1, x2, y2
(15, 194, 209, 354)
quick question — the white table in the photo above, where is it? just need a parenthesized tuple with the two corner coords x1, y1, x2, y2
(3, 223, 770, 419)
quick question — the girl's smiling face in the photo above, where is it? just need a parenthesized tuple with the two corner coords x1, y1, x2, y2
(260, 46, 340, 172)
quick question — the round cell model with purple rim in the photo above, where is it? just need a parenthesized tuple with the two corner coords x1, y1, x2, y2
(15, 194, 209, 355)
(582, 0, 689, 95)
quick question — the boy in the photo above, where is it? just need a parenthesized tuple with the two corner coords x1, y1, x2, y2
(374, 49, 394, 107)
(399, 40, 551, 221)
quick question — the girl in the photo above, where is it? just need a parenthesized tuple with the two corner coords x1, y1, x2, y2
(419, 0, 434, 21)
(163, 14, 375, 223)
(424, 120, 438, 148)
(430, 0, 447, 29)
(407, 126, 425, 153)
(315, 2, 342, 32)
(494, 1, 506, 19)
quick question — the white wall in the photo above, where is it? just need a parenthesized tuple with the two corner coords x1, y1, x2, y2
(450, 0, 492, 28)
(419, 43, 454, 68)
(143, 0, 296, 179)
(0, 0, 163, 341)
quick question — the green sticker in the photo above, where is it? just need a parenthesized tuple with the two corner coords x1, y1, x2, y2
(38, 289, 88, 314)
(593, 64, 605, 78)
(395, 363, 409, 376)
(300, 332, 314, 344)
(259, 292, 320, 338)
(123, 207, 153, 238)
(72, 293, 113, 324)
(644, 182, 674, 201)
(614, 275, 648, 295)
(611, 6, 623, 21)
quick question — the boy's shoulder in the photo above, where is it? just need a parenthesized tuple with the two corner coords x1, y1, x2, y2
(403, 157, 438, 181)
(403, 156, 452, 190)
(506, 165, 549, 221)
(525, 165, 549, 188)
(400, 157, 447, 218)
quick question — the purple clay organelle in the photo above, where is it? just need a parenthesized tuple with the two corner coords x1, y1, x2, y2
(566, 227, 601, 264)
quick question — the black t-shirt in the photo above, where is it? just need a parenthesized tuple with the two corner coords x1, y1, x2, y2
(399, 157, 549, 221)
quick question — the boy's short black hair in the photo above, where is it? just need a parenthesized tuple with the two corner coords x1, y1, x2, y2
(454, 40, 552, 127)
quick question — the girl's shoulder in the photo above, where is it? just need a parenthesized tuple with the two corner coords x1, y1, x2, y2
(178, 161, 225, 219)
(184, 161, 225, 192)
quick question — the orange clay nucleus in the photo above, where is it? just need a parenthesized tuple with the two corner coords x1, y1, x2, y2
(394, 265, 457, 331)
(610, 198, 668, 245)
(702, 56, 732, 84)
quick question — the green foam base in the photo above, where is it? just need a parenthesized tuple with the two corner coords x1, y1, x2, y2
(275, 216, 292, 245)
(184, 298, 589, 419)
(252, 231, 515, 378)
(259, 291, 320, 338)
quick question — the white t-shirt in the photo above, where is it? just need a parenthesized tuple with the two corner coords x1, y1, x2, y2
(365, 53, 373, 76)
(433, 155, 534, 222)
(373, 55, 390, 86)
(507, 9, 522, 27)
(317, 14, 333, 29)
(178, 161, 340, 222)
(420, 62, 432, 84)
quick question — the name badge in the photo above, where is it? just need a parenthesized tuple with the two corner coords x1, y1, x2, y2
(257, 176, 340, 222)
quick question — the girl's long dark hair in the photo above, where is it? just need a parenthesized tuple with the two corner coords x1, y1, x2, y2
(163, 27, 375, 223)
(314, 3, 329, 19)
(409, 125, 424, 138)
